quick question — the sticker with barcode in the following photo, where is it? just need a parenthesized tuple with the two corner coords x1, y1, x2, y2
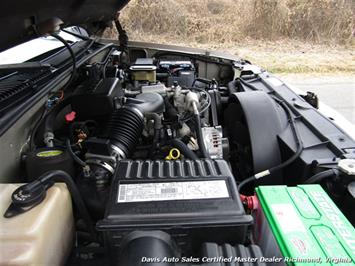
(117, 180, 229, 203)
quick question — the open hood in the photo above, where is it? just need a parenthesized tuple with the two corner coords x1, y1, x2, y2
(0, 0, 130, 52)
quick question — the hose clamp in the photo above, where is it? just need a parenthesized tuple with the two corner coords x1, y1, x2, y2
(111, 144, 127, 159)
(125, 105, 144, 119)
(86, 159, 115, 174)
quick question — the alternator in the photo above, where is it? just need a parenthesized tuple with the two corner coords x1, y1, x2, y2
(201, 126, 229, 159)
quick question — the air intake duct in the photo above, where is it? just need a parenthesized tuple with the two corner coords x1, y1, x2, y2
(84, 93, 163, 181)
(108, 106, 144, 158)
(117, 231, 176, 266)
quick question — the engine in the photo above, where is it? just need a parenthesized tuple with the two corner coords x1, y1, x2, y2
(41, 56, 230, 184)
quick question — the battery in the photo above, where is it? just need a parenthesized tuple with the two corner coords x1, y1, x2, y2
(97, 159, 253, 257)
(255, 185, 355, 265)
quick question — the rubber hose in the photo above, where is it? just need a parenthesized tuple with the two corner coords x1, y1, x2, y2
(238, 176, 256, 192)
(24, 170, 97, 240)
(50, 33, 77, 91)
(108, 107, 144, 157)
(304, 169, 339, 184)
(66, 139, 86, 167)
(170, 139, 198, 160)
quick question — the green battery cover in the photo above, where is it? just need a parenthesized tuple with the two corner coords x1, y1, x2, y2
(256, 185, 355, 265)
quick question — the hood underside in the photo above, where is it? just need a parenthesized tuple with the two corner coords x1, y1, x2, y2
(0, 0, 130, 52)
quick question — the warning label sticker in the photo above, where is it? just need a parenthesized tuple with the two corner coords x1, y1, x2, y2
(117, 180, 229, 203)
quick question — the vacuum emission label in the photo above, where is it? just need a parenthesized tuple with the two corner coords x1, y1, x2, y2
(117, 180, 229, 203)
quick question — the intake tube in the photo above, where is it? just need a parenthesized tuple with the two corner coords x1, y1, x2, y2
(107, 92, 164, 158)
(85, 92, 164, 180)
(108, 106, 144, 158)
(118, 231, 177, 266)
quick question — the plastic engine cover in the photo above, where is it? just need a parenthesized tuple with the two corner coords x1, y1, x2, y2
(97, 159, 252, 257)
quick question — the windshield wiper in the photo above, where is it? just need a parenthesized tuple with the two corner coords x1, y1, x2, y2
(0, 66, 54, 116)
(0, 62, 55, 72)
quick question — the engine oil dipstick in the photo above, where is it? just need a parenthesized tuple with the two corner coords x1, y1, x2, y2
(165, 148, 181, 160)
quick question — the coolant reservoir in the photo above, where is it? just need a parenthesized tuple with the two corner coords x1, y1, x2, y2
(0, 183, 74, 266)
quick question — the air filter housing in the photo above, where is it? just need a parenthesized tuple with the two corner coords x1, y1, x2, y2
(97, 159, 252, 258)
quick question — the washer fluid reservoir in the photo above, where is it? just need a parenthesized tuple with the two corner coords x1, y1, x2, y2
(0, 183, 74, 266)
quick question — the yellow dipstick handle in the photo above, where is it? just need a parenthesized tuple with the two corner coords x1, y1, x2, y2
(165, 148, 181, 160)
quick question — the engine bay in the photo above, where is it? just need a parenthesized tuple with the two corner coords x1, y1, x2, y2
(26, 54, 235, 186)
(0, 40, 354, 265)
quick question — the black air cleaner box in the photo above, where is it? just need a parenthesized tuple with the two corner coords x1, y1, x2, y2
(97, 159, 253, 253)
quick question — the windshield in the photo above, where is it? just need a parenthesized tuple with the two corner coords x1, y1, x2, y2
(0, 27, 85, 65)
